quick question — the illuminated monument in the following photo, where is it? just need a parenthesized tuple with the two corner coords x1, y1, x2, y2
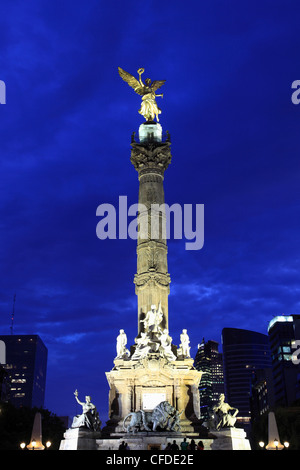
(60, 67, 251, 450)
(103, 68, 203, 439)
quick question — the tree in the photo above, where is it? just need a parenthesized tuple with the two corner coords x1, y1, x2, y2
(0, 402, 66, 450)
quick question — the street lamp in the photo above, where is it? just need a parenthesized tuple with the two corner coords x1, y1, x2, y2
(20, 438, 50, 450)
(258, 439, 289, 450)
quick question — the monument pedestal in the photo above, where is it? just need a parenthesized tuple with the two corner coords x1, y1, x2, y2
(59, 428, 101, 450)
(97, 432, 184, 451)
(210, 428, 251, 450)
(104, 354, 202, 436)
(96, 432, 215, 451)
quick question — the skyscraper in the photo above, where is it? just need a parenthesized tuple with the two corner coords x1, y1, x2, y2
(0, 335, 47, 408)
(250, 366, 275, 419)
(222, 328, 272, 427)
(194, 339, 224, 421)
(267, 314, 300, 406)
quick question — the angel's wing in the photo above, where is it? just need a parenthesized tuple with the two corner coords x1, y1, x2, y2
(151, 80, 166, 92)
(118, 67, 144, 96)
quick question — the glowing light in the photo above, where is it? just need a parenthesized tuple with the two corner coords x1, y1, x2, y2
(268, 316, 293, 332)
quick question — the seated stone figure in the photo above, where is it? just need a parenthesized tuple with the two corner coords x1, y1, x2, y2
(158, 328, 176, 362)
(71, 390, 101, 432)
(209, 393, 238, 430)
(131, 332, 152, 360)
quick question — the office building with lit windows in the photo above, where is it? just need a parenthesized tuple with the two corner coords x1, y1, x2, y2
(250, 366, 275, 420)
(267, 315, 300, 407)
(0, 335, 47, 408)
(222, 328, 272, 427)
(194, 339, 224, 421)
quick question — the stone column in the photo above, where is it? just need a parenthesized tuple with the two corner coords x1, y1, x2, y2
(123, 383, 133, 417)
(135, 385, 143, 411)
(130, 123, 172, 334)
(174, 382, 187, 420)
(165, 385, 173, 407)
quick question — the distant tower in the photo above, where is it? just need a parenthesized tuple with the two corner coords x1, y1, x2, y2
(0, 334, 48, 408)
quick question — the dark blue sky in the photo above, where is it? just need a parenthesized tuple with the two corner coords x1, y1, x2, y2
(1, 1, 300, 422)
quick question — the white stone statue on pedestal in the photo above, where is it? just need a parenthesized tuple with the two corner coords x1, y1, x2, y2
(210, 393, 239, 430)
(71, 390, 101, 432)
(131, 332, 152, 360)
(140, 302, 163, 334)
(158, 328, 176, 362)
(208, 394, 251, 450)
(178, 329, 191, 358)
(116, 329, 130, 358)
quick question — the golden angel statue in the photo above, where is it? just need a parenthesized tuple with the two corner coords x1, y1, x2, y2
(118, 67, 165, 122)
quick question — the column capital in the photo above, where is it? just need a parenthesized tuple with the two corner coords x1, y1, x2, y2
(130, 141, 172, 175)
(134, 271, 171, 290)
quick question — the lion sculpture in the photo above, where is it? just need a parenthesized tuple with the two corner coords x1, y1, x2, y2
(123, 401, 182, 433)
